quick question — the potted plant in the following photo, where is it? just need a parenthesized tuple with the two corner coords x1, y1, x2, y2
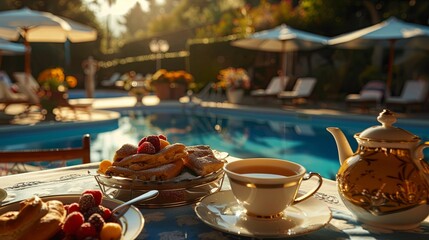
(37, 67, 77, 120)
(216, 67, 250, 104)
(150, 69, 194, 100)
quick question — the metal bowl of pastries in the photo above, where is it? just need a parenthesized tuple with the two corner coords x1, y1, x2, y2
(94, 143, 227, 208)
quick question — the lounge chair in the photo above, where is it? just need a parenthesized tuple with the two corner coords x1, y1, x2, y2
(101, 72, 121, 87)
(251, 76, 289, 97)
(346, 80, 386, 110)
(277, 77, 317, 104)
(13, 72, 93, 118)
(385, 80, 429, 112)
(0, 72, 33, 111)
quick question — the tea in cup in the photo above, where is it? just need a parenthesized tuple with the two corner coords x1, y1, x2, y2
(224, 158, 323, 218)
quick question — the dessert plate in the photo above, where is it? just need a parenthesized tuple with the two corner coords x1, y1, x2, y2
(0, 194, 144, 239)
(195, 191, 332, 238)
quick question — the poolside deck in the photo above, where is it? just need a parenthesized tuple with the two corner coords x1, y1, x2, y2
(1, 93, 428, 127)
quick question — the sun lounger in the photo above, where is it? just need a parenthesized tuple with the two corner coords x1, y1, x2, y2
(251, 76, 289, 97)
(277, 77, 317, 104)
(385, 80, 429, 112)
(101, 72, 121, 87)
(13, 72, 93, 118)
(346, 80, 386, 110)
(0, 72, 33, 111)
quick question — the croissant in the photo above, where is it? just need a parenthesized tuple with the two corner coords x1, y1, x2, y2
(0, 196, 66, 240)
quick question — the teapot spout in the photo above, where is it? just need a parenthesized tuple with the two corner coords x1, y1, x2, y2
(326, 127, 353, 165)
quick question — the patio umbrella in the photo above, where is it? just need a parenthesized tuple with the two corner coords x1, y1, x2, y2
(329, 17, 429, 93)
(231, 24, 329, 88)
(0, 7, 97, 77)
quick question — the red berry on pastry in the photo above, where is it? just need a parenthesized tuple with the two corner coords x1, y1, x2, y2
(158, 134, 167, 141)
(146, 135, 161, 152)
(137, 141, 156, 154)
(138, 137, 147, 146)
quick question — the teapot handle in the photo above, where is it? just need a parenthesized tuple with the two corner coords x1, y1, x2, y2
(415, 141, 429, 160)
(415, 141, 429, 186)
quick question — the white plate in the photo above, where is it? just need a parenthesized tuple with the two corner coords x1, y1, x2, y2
(0, 188, 7, 202)
(195, 191, 332, 238)
(0, 194, 144, 239)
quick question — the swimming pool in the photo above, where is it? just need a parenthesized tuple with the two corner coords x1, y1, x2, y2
(2, 105, 429, 180)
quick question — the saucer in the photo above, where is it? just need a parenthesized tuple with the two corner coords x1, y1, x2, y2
(194, 191, 332, 238)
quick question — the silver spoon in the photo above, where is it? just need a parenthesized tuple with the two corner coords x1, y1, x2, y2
(111, 190, 159, 220)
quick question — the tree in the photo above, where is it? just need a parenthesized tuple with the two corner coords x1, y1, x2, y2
(120, 2, 147, 39)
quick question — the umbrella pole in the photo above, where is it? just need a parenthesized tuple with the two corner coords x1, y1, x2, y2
(281, 40, 287, 90)
(386, 39, 396, 95)
(23, 28, 31, 80)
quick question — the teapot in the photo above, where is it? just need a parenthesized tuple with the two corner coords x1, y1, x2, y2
(327, 109, 429, 230)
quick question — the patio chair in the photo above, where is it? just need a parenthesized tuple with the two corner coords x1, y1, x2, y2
(346, 80, 386, 110)
(101, 72, 121, 87)
(0, 134, 91, 175)
(13, 72, 93, 118)
(385, 80, 429, 112)
(277, 77, 317, 104)
(0, 72, 33, 111)
(251, 76, 289, 97)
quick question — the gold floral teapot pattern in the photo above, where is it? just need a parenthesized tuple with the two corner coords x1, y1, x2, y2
(327, 109, 429, 230)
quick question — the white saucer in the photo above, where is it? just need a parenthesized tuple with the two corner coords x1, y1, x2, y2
(195, 191, 332, 238)
(0, 188, 7, 202)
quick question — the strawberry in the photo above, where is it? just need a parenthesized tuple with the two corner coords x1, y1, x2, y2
(146, 135, 161, 152)
(158, 134, 167, 141)
(138, 137, 147, 146)
(137, 142, 156, 154)
(63, 211, 85, 235)
(67, 202, 80, 214)
(82, 190, 103, 206)
(76, 222, 98, 239)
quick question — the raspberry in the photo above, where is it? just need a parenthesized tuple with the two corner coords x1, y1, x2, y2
(76, 222, 98, 239)
(83, 205, 104, 220)
(146, 135, 161, 152)
(158, 134, 167, 140)
(83, 189, 103, 206)
(63, 211, 85, 235)
(88, 213, 105, 231)
(137, 137, 147, 146)
(137, 142, 156, 154)
(79, 193, 95, 212)
(101, 206, 112, 221)
(67, 202, 80, 214)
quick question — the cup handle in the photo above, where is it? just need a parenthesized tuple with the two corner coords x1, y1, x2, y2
(293, 172, 323, 204)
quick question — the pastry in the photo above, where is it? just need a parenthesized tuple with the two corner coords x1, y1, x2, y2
(184, 145, 224, 176)
(0, 196, 66, 240)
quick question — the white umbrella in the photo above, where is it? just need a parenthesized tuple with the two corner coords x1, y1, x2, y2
(0, 7, 97, 76)
(231, 24, 328, 88)
(329, 17, 429, 92)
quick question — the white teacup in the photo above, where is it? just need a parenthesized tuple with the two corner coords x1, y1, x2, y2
(224, 158, 323, 218)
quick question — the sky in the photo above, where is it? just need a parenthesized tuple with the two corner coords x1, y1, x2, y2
(84, 0, 163, 36)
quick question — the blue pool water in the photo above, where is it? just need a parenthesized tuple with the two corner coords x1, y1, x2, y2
(2, 106, 429, 180)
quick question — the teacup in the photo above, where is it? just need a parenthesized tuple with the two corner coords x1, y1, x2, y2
(224, 158, 323, 218)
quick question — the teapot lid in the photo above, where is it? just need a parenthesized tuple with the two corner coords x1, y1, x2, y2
(357, 109, 420, 142)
